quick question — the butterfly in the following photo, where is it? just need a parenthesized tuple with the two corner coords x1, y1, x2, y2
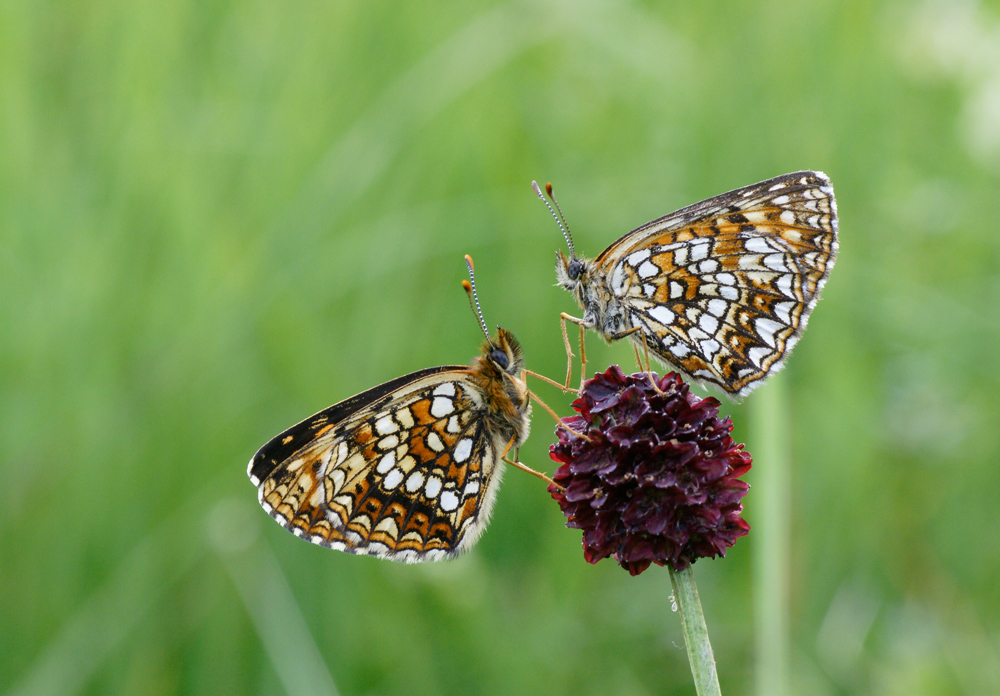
(247, 256, 534, 562)
(537, 171, 839, 398)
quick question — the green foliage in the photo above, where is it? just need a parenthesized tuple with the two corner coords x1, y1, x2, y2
(3, 0, 1000, 694)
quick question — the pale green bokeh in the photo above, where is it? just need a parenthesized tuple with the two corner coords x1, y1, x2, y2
(3, 1, 1000, 694)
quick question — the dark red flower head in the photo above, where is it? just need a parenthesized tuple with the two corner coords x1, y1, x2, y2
(549, 366, 752, 576)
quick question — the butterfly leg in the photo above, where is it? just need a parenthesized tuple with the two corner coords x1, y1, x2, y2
(637, 329, 664, 394)
(632, 343, 644, 372)
(609, 326, 663, 393)
(526, 389, 591, 442)
(500, 434, 560, 488)
(560, 313, 589, 390)
(523, 369, 578, 394)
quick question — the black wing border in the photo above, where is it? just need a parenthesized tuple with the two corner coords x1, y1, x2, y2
(247, 365, 465, 485)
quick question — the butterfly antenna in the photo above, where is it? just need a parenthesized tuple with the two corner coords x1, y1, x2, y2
(463, 254, 493, 345)
(532, 180, 576, 259)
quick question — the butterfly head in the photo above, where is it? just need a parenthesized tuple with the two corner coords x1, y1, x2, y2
(480, 326, 525, 378)
(555, 249, 596, 305)
(555, 248, 588, 282)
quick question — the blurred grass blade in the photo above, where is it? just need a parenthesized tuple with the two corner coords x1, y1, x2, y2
(211, 498, 340, 696)
(751, 374, 791, 696)
(5, 500, 209, 696)
(268, 0, 557, 258)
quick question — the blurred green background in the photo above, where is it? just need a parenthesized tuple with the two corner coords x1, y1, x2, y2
(3, 0, 1000, 694)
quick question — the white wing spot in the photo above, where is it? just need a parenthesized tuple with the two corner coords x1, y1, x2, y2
(699, 314, 719, 334)
(774, 301, 795, 325)
(716, 272, 736, 286)
(688, 327, 709, 342)
(431, 397, 454, 418)
(447, 415, 461, 433)
(376, 451, 396, 474)
(772, 194, 790, 205)
(720, 285, 738, 300)
(464, 480, 480, 497)
(755, 318, 782, 347)
(690, 242, 710, 262)
(748, 346, 772, 368)
(375, 416, 398, 435)
(744, 237, 772, 254)
(700, 339, 721, 359)
(405, 471, 424, 493)
(454, 438, 473, 463)
(707, 299, 727, 317)
(776, 274, 795, 297)
(378, 434, 399, 451)
(383, 468, 404, 490)
(698, 259, 719, 273)
(425, 476, 442, 499)
(626, 248, 651, 266)
(643, 283, 656, 297)
(764, 254, 787, 272)
(670, 342, 691, 357)
(648, 305, 675, 325)
(433, 382, 456, 397)
(670, 281, 684, 299)
(637, 260, 659, 279)
(780, 209, 796, 225)
(673, 246, 689, 266)
(611, 264, 628, 293)
(440, 490, 459, 512)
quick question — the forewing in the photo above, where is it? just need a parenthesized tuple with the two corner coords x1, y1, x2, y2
(597, 171, 838, 396)
(248, 369, 504, 562)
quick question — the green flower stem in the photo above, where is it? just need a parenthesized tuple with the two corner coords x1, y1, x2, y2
(670, 566, 722, 696)
(751, 374, 790, 696)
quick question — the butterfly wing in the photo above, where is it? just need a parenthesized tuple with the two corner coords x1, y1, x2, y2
(596, 171, 838, 396)
(248, 367, 509, 562)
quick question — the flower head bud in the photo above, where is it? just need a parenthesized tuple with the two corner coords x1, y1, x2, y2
(549, 366, 752, 575)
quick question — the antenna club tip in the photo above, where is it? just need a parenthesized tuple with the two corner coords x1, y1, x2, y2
(531, 181, 544, 198)
(464, 254, 474, 269)
(545, 182, 553, 196)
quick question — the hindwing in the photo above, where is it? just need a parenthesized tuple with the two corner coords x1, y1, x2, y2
(596, 171, 838, 396)
(248, 367, 509, 562)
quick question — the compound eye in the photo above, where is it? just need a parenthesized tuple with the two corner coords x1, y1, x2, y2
(490, 349, 510, 369)
(567, 258, 584, 280)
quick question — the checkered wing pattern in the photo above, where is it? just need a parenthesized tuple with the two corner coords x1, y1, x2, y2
(597, 171, 838, 396)
(248, 367, 504, 562)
